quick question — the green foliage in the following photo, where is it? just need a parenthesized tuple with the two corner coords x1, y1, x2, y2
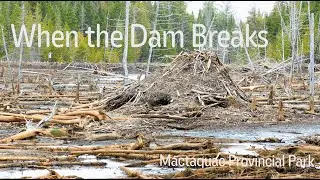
(1, 1, 318, 65)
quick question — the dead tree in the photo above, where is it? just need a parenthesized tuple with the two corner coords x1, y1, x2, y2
(146, 1, 159, 76)
(263, 13, 267, 60)
(103, 11, 109, 64)
(281, 23, 285, 63)
(236, 20, 255, 73)
(122, 1, 130, 85)
(289, 1, 297, 83)
(108, 11, 123, 63)
(308, 1, 315, 113)
(17, 1, 25, 94)
(277, 3, 288, 64)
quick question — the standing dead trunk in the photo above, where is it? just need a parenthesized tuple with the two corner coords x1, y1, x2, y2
(277, 3, 288, 66)
(268, 85, 274, 105)
(122, 1, 130, 85)
(308, 2, 315, 113)
(289, 1, 297, 83)
(236, 22, 255, 72)
(108, 11, 122, 64)
(146, 1, 159, 76)
(75, 74, 80, 103)
(103, 11, 109, 64)
(17, 1, 25, 94)
(263, 13, 267, 59)
(278, 101, 285, 121)
(0, 65, 4, 77)
(281, 27, 285, 63)
(251, 96, 257, 111)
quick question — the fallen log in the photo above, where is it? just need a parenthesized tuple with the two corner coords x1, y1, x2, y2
(0, 156, 47, 161)
(62, 110, 110, 120)
(85, 132, 122, 141)
(0, 161, 106, 168)
(0, 112, 77, 121)
(0, 128, 68, 143)
(71, 149, 214, 156)
(0, 129, 39, 143)
(0, 155, 76, 162)
(98, 153, 158, 160)
(129, 135, 146, 150)
(31, 169, 64, 179)
(131, 114, 188, 120)
(240, 85, 267, 91)
(263, 104, 320, 111)
(120, 166, 154, 179)
(125, 159, 161, 167)
(255, 95, 306, 101)
(0, 110, 110, 123)
(0, 115, 83, 124)
(154, 141, 212, 150)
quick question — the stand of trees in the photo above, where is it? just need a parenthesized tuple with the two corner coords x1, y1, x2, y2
(0, 1, 319, 64)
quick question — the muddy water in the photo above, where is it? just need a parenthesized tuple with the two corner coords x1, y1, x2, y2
(0, 158, 125, 179)
(0, 157, 182, 179)
(2, 122, 320, 178)
(163, 122, 320, 156)
(163, 123, 320, 143)
(1, 122, 320, 178)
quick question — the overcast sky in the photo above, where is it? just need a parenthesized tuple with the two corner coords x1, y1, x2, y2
(186, 1, 276, 21)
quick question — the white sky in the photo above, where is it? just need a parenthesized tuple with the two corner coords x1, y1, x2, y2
(186, 1, 276, 21)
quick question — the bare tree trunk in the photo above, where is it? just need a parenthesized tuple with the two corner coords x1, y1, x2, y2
(146, 1, 159, 76)
(278, 6, 285, 64)
(281, 27, 285, 63)
(289, 1, 296, 83)
(17, 1, 25, 94)
(308, 1, 315, 113)
(263, 13, 267, 60)
(297, 1, 303, 76)
(236, 21, 255, 72)
(1, 26, 15, 93)
(296, 34, 302, 76)
(317, 16, 320, 55)
(204, 13, 216, 51)
(103, 11, 109, 64)
(122, 1, 130, 85)
(108, 10, 122, 63)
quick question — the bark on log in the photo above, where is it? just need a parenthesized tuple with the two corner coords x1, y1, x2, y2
(62, 110, 110, 120)
(0, 130, 39, 143)
(85, 132, 122, 141)
(120, 166, 154, 179)
(131, 114, 188, 120)
(155, 141, 212, 150)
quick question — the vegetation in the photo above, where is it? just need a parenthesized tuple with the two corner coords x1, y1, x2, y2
(0, 1, 319, 63)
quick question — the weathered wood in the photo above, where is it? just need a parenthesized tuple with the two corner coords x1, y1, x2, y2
(85, 132, 122, 141)
(131, 114, 188, 120)
(120, 166, 153, 179)
(155, 141, 212, 150)
(278, 101, 285, 121)
(0, 129, 39, 143)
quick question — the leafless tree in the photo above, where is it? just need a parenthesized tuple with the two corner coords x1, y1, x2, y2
(308, 1, 315, 112)
(122, 1, 130, 85)
(146, 1, 159, 76)
(17, 1, 25, 94)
